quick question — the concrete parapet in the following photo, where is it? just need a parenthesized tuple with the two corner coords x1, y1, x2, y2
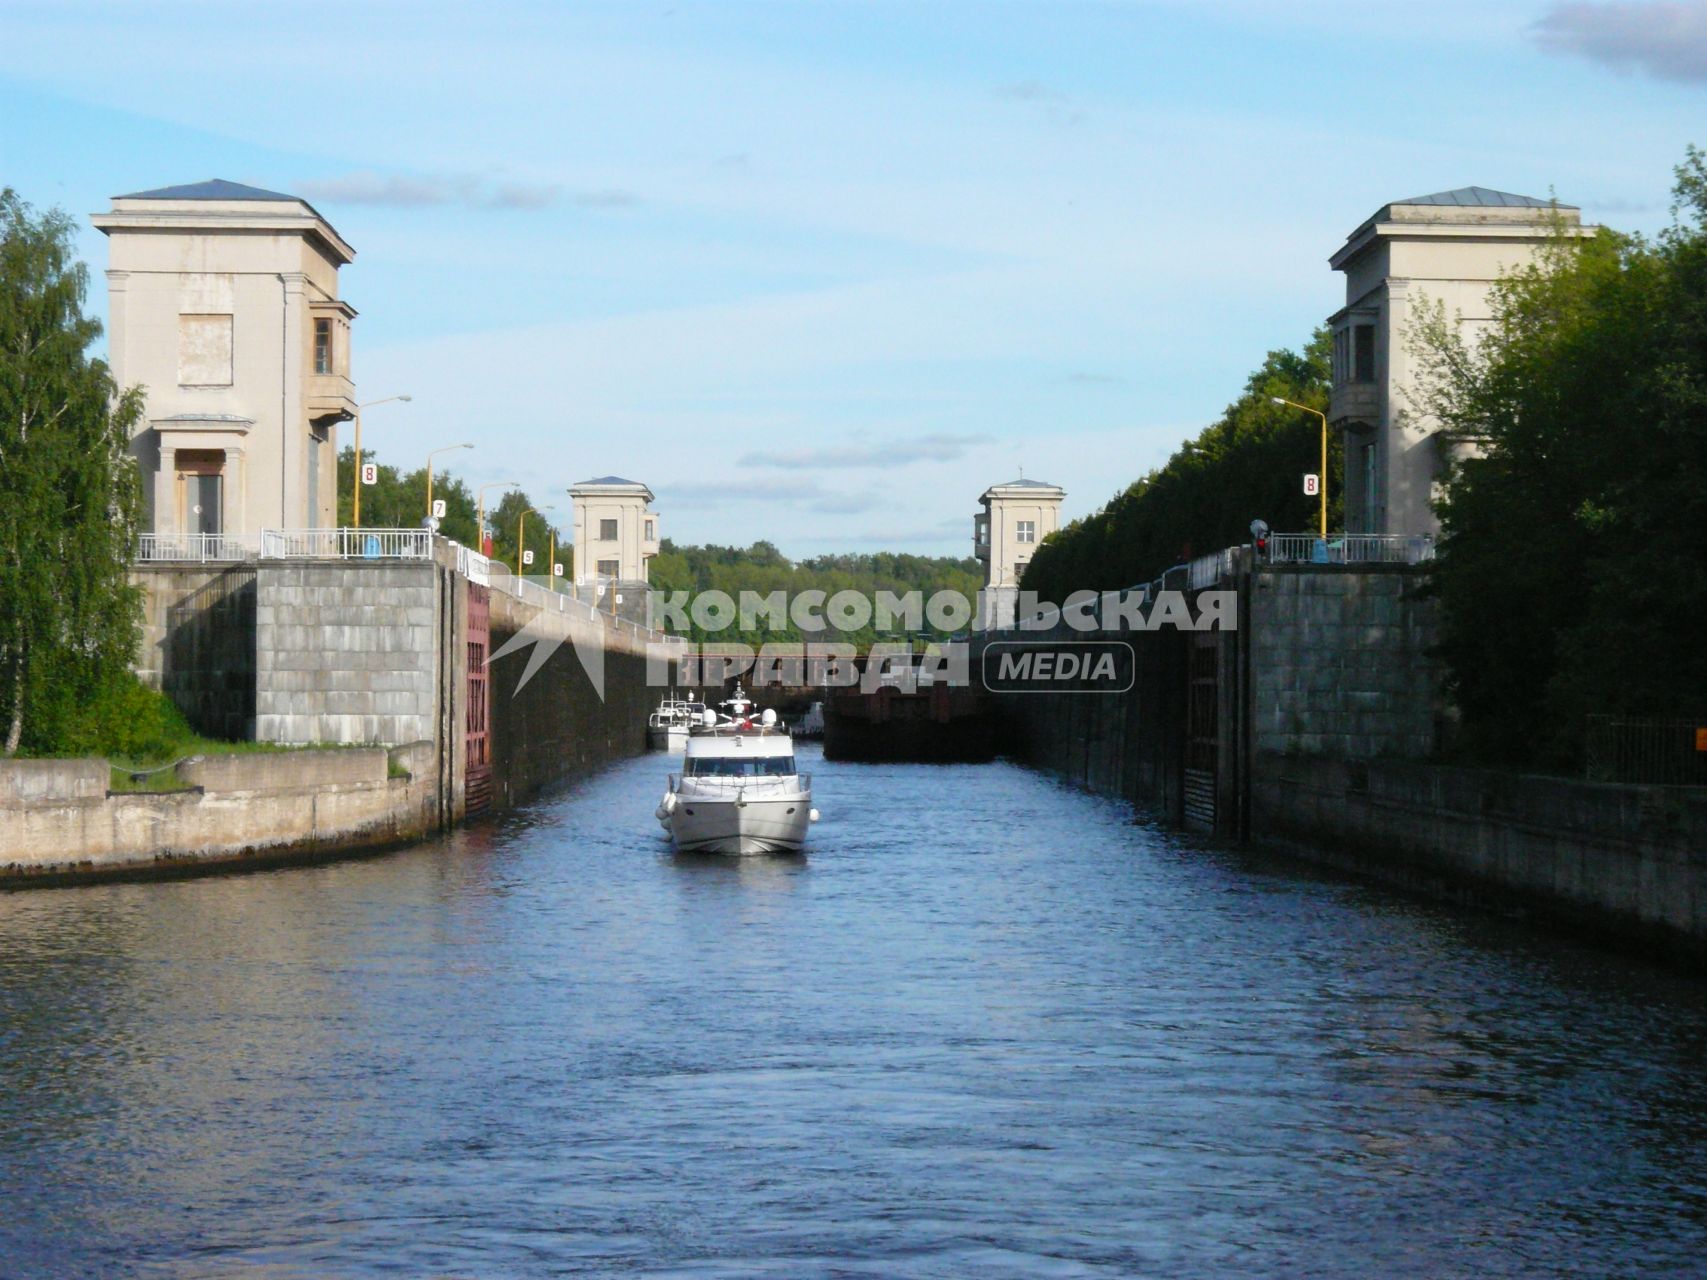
(177, 748, 388, 791)
(388, 740, 435, 780)
(0, 759, 109, 804)
(0, 747, 439, 887)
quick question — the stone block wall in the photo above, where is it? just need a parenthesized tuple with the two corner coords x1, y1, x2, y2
(254, 561, 440, 745)
(1248, 565, 1440, 759)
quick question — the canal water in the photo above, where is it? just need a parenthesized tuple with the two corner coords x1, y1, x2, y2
(2, 747, 1706, 1278)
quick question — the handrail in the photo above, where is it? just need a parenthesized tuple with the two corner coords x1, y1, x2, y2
(1265, 533, 1434, 566)
(136, 528, 433, 563)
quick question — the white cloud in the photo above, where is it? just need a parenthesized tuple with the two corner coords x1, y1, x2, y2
(297, 170, 636, 211)
(739, 433, 990, 470)
(1532, 2, 1707, 83)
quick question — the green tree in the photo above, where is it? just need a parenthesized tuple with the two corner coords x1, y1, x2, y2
(1023, 331, 1341, 603)
(647, 539, 983, 644)
(0, 189, 145, 755)
(487, 487, 567, 581)
(336, 445, 479, 547)
(1413, 152, 1707, 768)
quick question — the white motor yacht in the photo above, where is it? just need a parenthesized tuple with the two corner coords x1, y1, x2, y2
(646, 693, 706, 752)
(655, 686, 818, 855)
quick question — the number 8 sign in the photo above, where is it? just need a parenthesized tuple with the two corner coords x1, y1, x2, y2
(1303, 473, 1320, 497)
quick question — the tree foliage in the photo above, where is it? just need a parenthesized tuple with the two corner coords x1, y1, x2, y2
(1413, 151, 1707, 769)
(336, 446, 567, 578)
(649, 539, 984, 644)
(0, 189, 144, 755)
(1022, 332, 1341, 603)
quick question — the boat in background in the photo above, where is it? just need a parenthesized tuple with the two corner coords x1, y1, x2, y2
(793, 701, 826, 740)
(656, 686, 818, 855)
(647, 692, 706, 751)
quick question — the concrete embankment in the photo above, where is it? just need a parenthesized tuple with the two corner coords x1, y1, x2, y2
(0, 745, 440, 887)
(1252, 754, 1707, 965)
(993, 555, 1707, 968)
(0, 541, 685, 887)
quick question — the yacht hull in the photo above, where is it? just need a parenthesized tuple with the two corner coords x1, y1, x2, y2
(667, 792, 812, 856)
(648, 724, 689, 752)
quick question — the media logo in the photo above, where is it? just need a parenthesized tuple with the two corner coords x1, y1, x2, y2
(981, 640, 1135, 694)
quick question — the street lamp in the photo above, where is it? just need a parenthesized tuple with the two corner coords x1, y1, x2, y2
(352, 394, 411, 529)
(424, 442, 474, 523)
(1272, 397, 1329, 538)
(517, 505, 557, 579)
(476, 481, 520, 552)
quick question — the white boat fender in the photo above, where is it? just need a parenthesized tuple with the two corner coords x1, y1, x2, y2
(809, 808, 820, 823)
(658, 792, 677, 817)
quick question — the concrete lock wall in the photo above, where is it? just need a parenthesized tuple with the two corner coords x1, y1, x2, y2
(132, 564, 258, 739)
(0, 746, 440, 885)
(57, 547, 678, 883)
(1248, 565, 1441, 760)
(994, 560, 1707, 963)
(484, 579, 663, 808)
(987, 623, 1188, 821)
(254, 561, 443, 746)
(1252, 754, 1707, 965)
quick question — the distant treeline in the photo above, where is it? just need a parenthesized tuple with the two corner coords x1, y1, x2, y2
(1021, 333, 1342, 603)
(649, 540, 984, 644)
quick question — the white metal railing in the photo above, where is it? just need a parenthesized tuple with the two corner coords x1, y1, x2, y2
(1187, 549, 1235, 590)
(455, 544, 492, 585)
(136, 528, 433, 563)
(136, 533, 260, 563)
(260, 528, 433, 560)
(1265, 533, 1435, 566)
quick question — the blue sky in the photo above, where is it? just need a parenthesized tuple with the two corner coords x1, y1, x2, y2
(2, 0, 1700, 556)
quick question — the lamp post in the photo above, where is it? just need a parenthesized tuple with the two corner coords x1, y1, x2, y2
(476, 481, 519, 553)
(424, 443, 474, 524)
(352, 394, 411, 529)
(1272, 397, 1329, 538)
(517, 505, 556, 580)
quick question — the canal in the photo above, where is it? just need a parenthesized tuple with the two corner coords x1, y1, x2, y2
(2, 747, 1705, 1277)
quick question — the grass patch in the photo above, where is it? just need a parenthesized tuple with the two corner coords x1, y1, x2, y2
(107, 763, 198, 795)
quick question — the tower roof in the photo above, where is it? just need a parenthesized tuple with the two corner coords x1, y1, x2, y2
(1392, 186, 1576, 210)
(980, 477, 1064, 503)
(97, 179, 353, 264)
(114, 178, 302, 202)
(569, 475, 655, 503)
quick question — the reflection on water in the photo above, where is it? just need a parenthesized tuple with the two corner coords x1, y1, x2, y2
(2, 745, 1706, 1278)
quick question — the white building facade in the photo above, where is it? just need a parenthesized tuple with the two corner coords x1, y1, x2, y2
(568, 476, 660, 593)
(1328, 187, 1586, 536)
(974, 477, 1064, 630)
(93, 179, 358, 541)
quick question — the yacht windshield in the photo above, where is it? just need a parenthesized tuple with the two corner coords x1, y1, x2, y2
(686, 757, 796, 777)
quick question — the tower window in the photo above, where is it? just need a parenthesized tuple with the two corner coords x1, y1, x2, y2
(1353, 325, 1376, 383)
(599, 518, 619, 540)
(1016, 520, 1036, 543)
(314, 318, 333, 375)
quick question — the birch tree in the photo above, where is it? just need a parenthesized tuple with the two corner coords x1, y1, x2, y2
(0, 189, 143, 755)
